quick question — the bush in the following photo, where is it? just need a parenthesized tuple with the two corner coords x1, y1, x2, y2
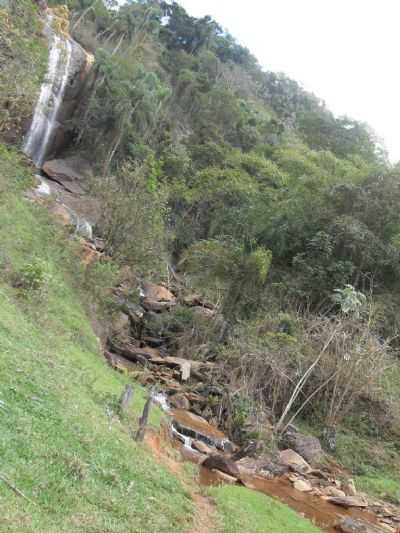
(14, 258, 50, 291)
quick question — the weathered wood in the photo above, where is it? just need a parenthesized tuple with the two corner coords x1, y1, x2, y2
(135, 395, 152, 442)
(119, 384, 134, 414)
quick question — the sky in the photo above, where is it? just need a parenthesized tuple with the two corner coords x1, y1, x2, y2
(119, 0, 400, 162)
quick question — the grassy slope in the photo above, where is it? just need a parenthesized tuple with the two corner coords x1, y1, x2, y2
(0, 146, 193, 532)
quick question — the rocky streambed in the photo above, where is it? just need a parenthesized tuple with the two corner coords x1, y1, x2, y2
(103, 279, 400, 533)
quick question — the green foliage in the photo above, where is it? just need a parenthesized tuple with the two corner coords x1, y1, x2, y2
(186, 239, 272, 318)
(14, 258, 50, 291)
(95, 161, 168, 275)
(333, 284, 366, 317)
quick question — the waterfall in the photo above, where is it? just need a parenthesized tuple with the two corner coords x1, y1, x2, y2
(23, 14, 73, 167)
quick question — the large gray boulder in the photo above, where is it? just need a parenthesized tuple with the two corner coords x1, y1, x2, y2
(281, 426, 323, 464)
(43, 157, 92, 195)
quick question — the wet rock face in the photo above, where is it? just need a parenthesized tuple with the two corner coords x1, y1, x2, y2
(24, 9, 93, 166)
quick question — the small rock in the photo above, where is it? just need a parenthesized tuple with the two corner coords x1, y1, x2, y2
(169, 393, 190, 410)
(293, 479, 313, 492)
(279, 449, 312, 474)
(202, 455, 240, 478)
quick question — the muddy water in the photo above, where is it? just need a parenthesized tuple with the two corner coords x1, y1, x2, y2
(200, 467, 381, 532)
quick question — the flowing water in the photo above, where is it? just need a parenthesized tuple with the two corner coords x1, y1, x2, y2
(23, 14, 73, 167)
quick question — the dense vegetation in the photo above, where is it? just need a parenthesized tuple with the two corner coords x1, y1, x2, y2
(2, 0, 400, 512)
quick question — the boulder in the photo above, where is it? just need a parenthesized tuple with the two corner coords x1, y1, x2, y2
(279, 449, 312, 474)
(293, 479, 313, 492)
(169, 393, 190, 410)
(236, 456, 288, 478)
(202, 455, 240, 478)
(43, 157, 92, 195)
(326, 496, 368, 508)
(141, 283, 175, 302)
(281, 426, 323, 464)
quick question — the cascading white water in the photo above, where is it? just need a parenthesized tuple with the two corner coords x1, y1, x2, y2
(23, 14, 73, 167)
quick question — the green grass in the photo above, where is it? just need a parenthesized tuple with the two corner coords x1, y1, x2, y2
(295, 412, 400, 506)
(334, 431, 400, 505)
(0, 145, 193, 532)
(210, 485, 320, 533)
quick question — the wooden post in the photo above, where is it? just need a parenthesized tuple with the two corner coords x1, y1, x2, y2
(135, 395, 152, 442)
(119, 384, 134, 415)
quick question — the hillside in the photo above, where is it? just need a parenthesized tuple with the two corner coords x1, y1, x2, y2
(1, 1, 400, 532)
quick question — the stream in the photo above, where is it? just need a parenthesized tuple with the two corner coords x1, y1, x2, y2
(153, 393, 389, 532)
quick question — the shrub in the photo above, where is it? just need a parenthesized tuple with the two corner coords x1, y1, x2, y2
(14, 258, 50, 291)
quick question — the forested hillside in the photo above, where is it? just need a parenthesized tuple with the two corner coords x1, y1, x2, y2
(2, 0, 400, 527)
